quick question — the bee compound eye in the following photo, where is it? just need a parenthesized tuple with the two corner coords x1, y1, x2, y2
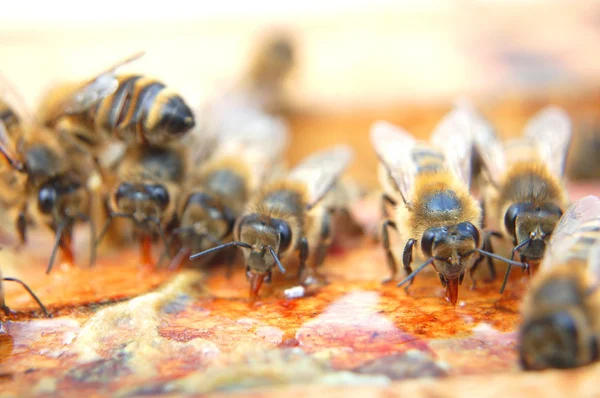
(147, 185, 170, 209)
(38, 185, 57, 214)
(421, 229, 437, 258)
(504, 203, 530, 237)
(457, 222, 480, 247)
(271, 218, 292, 252)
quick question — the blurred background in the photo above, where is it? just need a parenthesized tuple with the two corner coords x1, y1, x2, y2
(1, 0, 600, 188)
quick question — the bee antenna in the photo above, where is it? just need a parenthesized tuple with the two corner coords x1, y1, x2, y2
(495, 237, 532, 294)
(189, 241, 252, 260)
(2, 277, 50, 317)
(73, 212, 97, 267)
(46, 220, 69, 274)
(397, 257, 435, 288)
(268, 246, 286, 274)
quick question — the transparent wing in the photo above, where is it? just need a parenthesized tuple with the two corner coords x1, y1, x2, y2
(542, 195, 600, 270)
(524, 106, 571, 178)
(213, 110, 289, 187)
(51, 51, 145, 118)
(369, 121, 417, 204)
(288, 145, 353, 210)
(430, 106, 477, 189)
(0, 71, 35, 128)
(463, 106, 505, 188)
(0, 120, 23, 171)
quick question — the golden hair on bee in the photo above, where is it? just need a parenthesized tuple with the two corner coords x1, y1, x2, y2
(97, 143, 187, 267)
(473, 106, 572, 293)
(371, 108, 524, 305)
(172, 113, 288, 269)
(189, 145, 353, 305)
(0, 77, 98, 274)
(519, 195, 600, 371)
(38, 52, 195, 156)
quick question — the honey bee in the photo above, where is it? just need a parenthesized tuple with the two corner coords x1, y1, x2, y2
(172, 113, 288, 268)
(519, 195, 600, 370)
(474, 106, 571, 293)
(38, 52, 195, 155)
(189, 145, 353, 304)
(0, 267, 49, 318)
(96, 143, 187, 267)
(0, 84, 97, 273)
(371, 110, 524, 305)
(242, 33, 296, 114)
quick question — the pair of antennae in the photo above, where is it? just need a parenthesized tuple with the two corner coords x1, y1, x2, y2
(397, 248, 528, 289)
(189, 242, 287, 274)
(95, 212, 172, 264)
(46, 212, 96, 274)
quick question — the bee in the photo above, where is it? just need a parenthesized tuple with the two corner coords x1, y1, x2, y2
(242, 33, 296, 114)
(519, 195, 600, 370)
(474, 106, 571, 293)
(171, 113, 289, 268)
(37, 52, 195, 155)
(189, 145, 353, 304)
(0, 84, 97, 274)
(96, 143, 187, 267)
(0, 267, 49, 319)
(371, 109, 524, 305)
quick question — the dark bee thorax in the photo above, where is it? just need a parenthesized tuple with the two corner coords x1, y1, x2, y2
(501, 169, 563, 207)
(202, 169, 248, 211)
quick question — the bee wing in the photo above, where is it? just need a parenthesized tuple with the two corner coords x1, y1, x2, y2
(214, 111, 289, 187)
(456, 105, 506, 188)
(50, 51, 145, 118)
(542, 195, 600, 270)
(288, 145, 354, 210)
(0, 120, 23, 170)
(370, 121, 417, 205)
(430, 106, 481, 189)
(524, 106, 571, 177)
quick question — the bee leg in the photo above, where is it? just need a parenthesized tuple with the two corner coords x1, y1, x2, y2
(15, 210, 27, 248)
(224, 247, 237, 279)
(167, 246, 191, 271)
(381, 220, 399, 284)
(470, 230, 502, 289)
(2, 277, 49, 317)
(381, 193, 397, 219)
(313, 209, 333, 269)
(400, 238, 416, 291)
(484, 231, 502, 280)
(297, 237, 312, 284)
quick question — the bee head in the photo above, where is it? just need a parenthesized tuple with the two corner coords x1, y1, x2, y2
(421, 222, 480, 304)
(236, 213, 292, 274)
(178, 192, 236, 251)
(37, 175, 87, 222)
(115, 182, 169, 223)
(504, 202, 563, 260)
(519, 309, 596, 370)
